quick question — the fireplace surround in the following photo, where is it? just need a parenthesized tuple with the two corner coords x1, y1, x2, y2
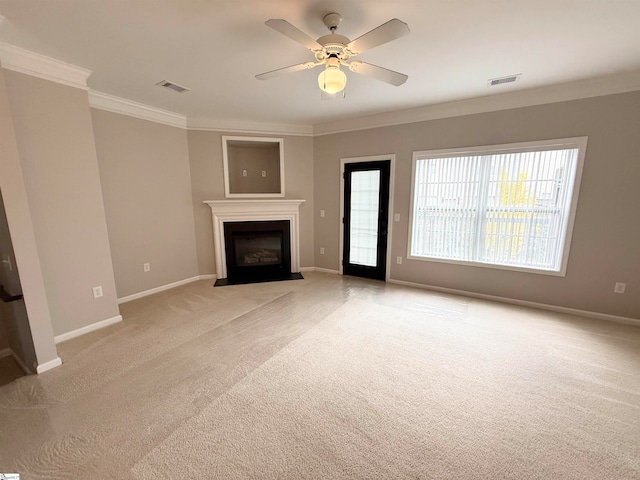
(204, 199, 305, 284)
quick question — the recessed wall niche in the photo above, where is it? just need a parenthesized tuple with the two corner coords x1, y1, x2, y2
(222, 136, 285, 198)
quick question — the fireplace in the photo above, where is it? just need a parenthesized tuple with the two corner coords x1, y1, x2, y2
(224, 220, 291, 283)
(204, 199, 305, 286)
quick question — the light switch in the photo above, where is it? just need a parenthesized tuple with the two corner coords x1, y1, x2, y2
(262, 170, 267, 177)
(320, 210, 325, 217)
(242, 170, 247, 177)
(394, 213, 400, 222)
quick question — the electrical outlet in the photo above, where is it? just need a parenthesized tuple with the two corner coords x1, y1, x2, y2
(242, 169, 247, 177)
(614, 282, 626, 294)
(397, 256, 402, 264)
(143, 262, 151, 272)
(320, 210, 325, 218)
(320, 247, 325, 255)
(262, 170, 267, 177)
(92, 286, 103, 298)
(394, 213, 400, 222)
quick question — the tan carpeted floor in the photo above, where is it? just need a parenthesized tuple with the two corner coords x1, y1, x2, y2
(0, 272, 638, 479)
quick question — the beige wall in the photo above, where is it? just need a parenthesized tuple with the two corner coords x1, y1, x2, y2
(188, 131, 314, 275)
(4, 71, 120, 337)
(228, 145, 281, 194)
(91, 109, 199, 298)
(314, 91, 640, 319)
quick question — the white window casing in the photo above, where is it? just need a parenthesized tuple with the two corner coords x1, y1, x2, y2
(408, 137, 587, 276)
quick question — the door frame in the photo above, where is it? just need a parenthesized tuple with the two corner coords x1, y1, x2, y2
(339, 154, 396, 281)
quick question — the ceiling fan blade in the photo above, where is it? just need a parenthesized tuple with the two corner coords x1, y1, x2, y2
(265, 19, 323, 51)
(347, 19, 410, 55)
(256, 62, 318, 81)
(348, 61, 408, 86)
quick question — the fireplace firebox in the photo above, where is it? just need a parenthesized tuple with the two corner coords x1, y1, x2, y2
(216, 220, 302, 286)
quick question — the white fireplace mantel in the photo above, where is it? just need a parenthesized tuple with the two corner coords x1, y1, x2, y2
(204, 199, 305, 279)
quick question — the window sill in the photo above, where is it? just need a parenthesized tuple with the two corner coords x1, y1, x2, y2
(406, 254, 567, 277)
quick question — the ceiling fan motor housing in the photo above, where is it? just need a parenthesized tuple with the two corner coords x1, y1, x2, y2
(315, 12, 354, 62)
(315, 34, 353, 61)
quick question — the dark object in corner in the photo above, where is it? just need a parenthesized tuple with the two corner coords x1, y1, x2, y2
(0, 285, 23, 303)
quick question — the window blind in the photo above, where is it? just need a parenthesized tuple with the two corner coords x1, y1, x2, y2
(411, 147, 579, 271)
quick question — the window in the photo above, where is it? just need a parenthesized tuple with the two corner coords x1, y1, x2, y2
(409, 138, 587, 275)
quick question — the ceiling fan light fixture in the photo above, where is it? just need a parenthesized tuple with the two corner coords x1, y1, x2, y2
(318, 66, 347, 94)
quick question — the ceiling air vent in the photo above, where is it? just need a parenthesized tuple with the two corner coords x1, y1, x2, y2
(155, 80, 190, 93)
(487, 74, 521, 87)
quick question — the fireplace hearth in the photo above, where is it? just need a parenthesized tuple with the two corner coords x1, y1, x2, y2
(214, 220, 303, 286)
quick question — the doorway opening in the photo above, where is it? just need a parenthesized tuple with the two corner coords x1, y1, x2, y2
(0, 187, 37, 385)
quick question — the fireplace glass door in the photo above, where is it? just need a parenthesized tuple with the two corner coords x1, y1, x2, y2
(235, 234, 282, 268)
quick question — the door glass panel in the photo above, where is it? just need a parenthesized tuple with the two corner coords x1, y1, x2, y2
(349, 170, 380, 267)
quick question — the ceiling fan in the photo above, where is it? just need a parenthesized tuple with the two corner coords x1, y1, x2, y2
(255, 13, 410, 95)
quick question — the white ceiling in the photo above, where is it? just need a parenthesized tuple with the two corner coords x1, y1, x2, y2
(0, 0, 639, 130)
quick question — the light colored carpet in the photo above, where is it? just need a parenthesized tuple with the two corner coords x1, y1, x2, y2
(132, 296, 640, 479)
(0, 273, 638, 479)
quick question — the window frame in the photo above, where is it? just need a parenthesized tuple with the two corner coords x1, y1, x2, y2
(407, 137, 588, 277)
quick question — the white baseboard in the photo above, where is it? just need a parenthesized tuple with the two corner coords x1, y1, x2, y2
(300, 267, 340, 275)
(54, 314, 123, 344)
(387, 278, 640, 327)
(36, 356, 62, 374)
(117, 275, 216, 304)
(199, 274, 217, 280)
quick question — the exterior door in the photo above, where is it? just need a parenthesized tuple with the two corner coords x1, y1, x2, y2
(342, 160, 391, 280)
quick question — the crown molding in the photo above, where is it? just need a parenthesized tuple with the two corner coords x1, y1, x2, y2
(88, 90, 188, 129)
(187, 118, 313, 136)
(2, 42, 638, 137)
(312, 71, 640, 136)
(88, 92, 310, 135)
(0, 42, 91, 90)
